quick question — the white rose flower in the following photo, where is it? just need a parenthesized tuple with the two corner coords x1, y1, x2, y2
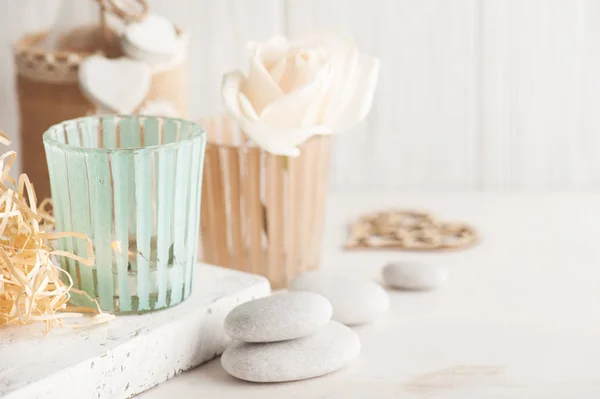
(222, 31, 380, 156)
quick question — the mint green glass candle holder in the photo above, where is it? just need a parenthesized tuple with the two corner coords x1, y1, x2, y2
(43, 115, 206, 313)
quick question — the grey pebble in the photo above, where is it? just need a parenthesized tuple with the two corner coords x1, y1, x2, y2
(224, 292, 332, 343)
(383, 261, 448, 290)
(221, 321, 360, 382)
(290, 271, 389, 326)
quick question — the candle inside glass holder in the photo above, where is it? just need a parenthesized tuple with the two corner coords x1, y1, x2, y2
(110, 237, 177, 294)
(43, 115, 206, 313)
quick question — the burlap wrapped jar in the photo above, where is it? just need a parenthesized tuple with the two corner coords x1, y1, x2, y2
(13, 0, 188, 200)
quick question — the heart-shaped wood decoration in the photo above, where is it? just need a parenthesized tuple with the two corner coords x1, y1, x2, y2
(122, 14, 179, 64)
(79, 55, 151, 114)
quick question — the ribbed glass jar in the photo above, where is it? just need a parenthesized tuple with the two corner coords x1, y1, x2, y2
(43, 115, 206, 313)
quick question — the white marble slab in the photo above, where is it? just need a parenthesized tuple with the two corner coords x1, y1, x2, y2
(0, 264, 270, 399)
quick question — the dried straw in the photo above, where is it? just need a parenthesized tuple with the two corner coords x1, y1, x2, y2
(0, 131, 114, 331)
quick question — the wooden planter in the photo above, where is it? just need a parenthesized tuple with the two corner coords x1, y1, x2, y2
(200, 115, 331, 289)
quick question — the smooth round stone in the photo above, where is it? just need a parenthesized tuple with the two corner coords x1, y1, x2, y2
(221, 321, 360, 382)
(290, 271, 389, 325)
(383, 261, 448, 290)
(224, 292, 332, 343)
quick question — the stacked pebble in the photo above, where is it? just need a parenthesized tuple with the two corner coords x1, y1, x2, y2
(289, 271, 390, 325)
(221, 292, 361, 382)
(221, 263, 446, 383)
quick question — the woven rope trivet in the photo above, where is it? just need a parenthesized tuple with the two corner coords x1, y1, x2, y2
(344, 209, 479, 251)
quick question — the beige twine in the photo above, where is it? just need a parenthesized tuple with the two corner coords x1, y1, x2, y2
(345, 210, 478, 251)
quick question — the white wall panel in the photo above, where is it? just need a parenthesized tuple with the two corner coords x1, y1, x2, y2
(482, 0, 586, 191)
(0, 0, 599, 192)
(287, 0, 480, 190)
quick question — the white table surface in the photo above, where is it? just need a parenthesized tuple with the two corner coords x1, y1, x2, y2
(141, 192, 600, 399)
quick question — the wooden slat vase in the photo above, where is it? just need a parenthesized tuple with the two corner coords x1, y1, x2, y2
(200, 115, 331, 289)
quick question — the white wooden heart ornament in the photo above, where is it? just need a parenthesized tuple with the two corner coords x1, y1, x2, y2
(79, 55, 151, 114)
(122, 14, 179, 64)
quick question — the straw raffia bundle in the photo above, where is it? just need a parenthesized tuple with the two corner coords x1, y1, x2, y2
(0, 131, 113, 331)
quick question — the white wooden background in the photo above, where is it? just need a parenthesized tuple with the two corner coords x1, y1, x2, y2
(1, 0, 598, 192)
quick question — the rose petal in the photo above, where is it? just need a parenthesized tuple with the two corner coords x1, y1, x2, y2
(260, 62, 334, 128)
(268, 56, 287, 85)
(242, 46, 285, 114)
(278, 49, 325, 93)
(298, 33, 359, 126)
(238, 92, 260, 120)
(319, 43, 358, 124)
(251, 36, 289, 66)
(324, 54, 380, 132)
(241, 122, 313, 156)
(293, 30, 379, 131)
(252, 36, 290, 86)
(222, 70, 248, 117)
(223, 70, 323, 156)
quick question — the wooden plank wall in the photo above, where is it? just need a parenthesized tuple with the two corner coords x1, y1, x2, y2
(1, 0, 598, 191)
